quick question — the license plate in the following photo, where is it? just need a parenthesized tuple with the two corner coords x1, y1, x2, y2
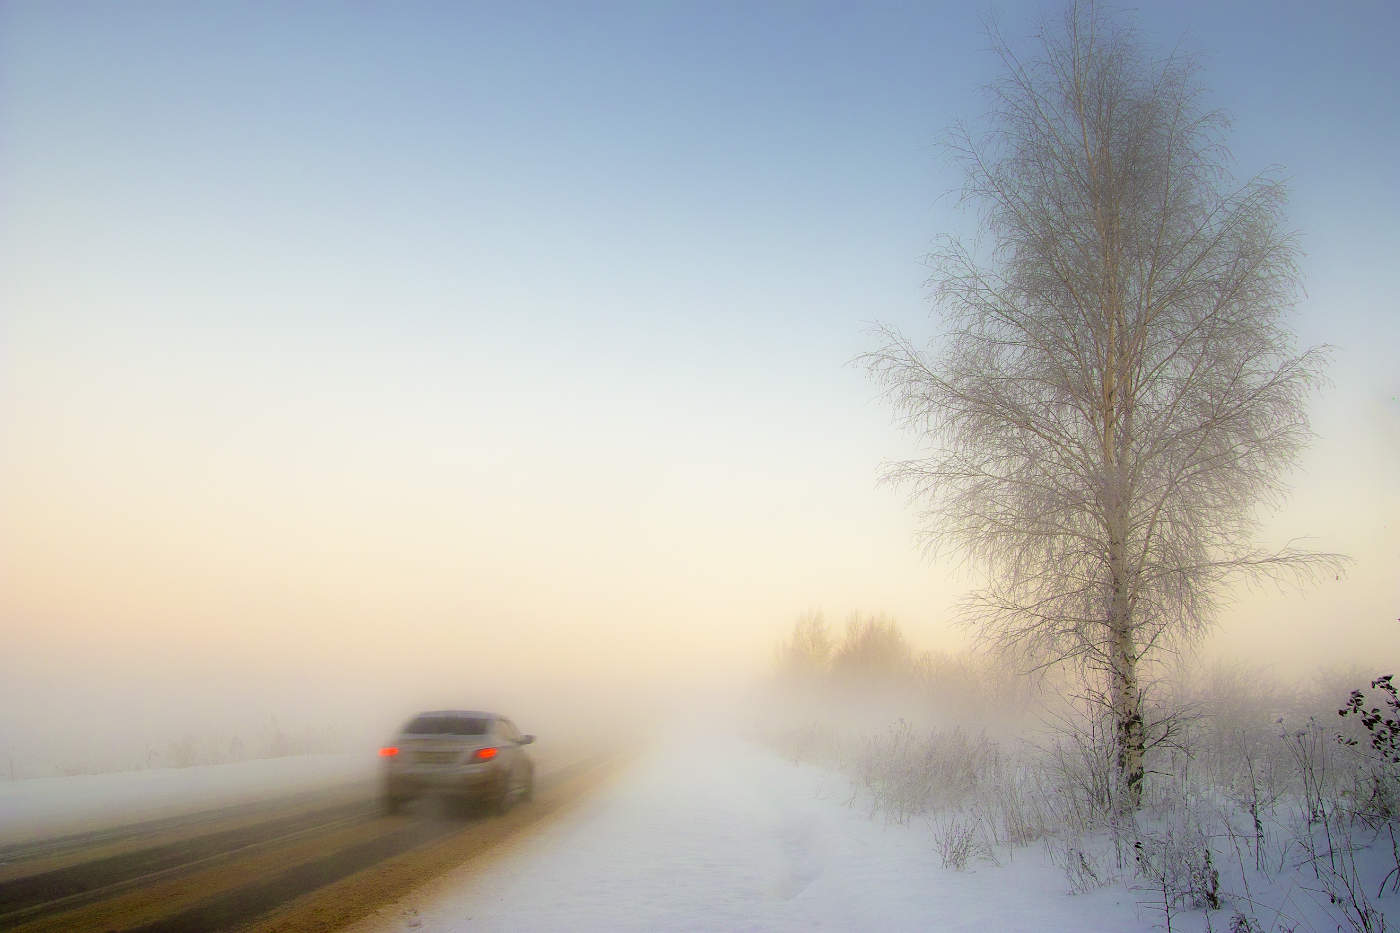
(414, 751, 458, 764)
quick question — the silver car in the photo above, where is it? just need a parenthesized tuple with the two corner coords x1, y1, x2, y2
(378, 710, 535, 814)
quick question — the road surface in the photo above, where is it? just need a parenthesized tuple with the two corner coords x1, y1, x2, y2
(0, 754, 622, 932)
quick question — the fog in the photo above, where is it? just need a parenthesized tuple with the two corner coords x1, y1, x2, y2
(3, 1, 1397, 784)
(8, 392, 1388, 779)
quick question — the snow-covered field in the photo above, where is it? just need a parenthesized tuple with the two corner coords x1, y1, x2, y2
(356, 736, 1157, 932)
(0, 752, 374, 846)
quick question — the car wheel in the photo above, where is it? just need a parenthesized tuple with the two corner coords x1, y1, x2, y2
(493, 774, 516, 815)
(380, 794, 407, 816)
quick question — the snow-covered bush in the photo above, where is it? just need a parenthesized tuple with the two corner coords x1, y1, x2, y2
(1033, 714, 1127, 834)
(1132, 804, 1222, 912)
(1047, 836, 1109, 894)
(931, 812, 995, 870)
(972, 759, 1052, 849)
(765, 719, 844, 768)
(849, 720, 1003, 825)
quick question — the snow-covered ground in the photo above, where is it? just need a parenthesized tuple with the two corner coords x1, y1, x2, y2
(0, 752, 374, 846)
(7, 734, 1393, 930)
(355, 736, 1158, 932)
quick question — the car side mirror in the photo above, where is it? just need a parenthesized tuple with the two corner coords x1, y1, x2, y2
(520, 734, 535, 745)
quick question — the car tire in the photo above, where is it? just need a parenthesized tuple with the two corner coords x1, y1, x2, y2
(493, 775, 515, 815)
(381, 794, 407, 816)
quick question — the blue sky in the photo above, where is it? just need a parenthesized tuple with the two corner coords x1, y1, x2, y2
(1, 1, 1396, 760)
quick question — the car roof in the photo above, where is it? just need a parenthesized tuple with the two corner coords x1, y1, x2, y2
(413, 710, 501, 720)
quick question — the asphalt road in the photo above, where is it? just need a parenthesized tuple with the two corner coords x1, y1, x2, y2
(0, 754, 622, 933)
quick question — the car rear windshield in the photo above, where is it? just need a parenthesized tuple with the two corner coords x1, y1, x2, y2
(404, 715, 491, 736)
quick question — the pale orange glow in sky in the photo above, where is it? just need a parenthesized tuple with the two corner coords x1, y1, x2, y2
(3, 1, 1397, 776)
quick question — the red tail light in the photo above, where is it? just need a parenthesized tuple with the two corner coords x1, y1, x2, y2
(379, 746, 399, 757)
(474, 747, 498, 761)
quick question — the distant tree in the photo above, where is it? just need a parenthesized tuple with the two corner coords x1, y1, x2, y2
(864, 3, 1342, 808)
(831, 613, 912, 686)
(776, 611, 834, 683)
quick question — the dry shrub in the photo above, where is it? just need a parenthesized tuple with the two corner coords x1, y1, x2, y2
(931, 812, 995, 870)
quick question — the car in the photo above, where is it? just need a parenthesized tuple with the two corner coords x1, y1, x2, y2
(378, 710, 535, 815)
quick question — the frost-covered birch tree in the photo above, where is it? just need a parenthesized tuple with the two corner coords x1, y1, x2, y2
(865, 3, 1341, 808)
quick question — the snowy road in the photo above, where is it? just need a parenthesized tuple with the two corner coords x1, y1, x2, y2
(353, 735, 1150, 933)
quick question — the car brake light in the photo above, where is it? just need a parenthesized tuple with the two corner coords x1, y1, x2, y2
(474, 747, 498, 761)
(379, 746, 399, 757)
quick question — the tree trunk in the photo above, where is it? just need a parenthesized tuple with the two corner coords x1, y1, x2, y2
(1107, 468, 1143, 810)
(1104, 430, 1144, 810)
(1109, 586, 1144, 810)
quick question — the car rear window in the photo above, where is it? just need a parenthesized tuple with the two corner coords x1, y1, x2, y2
(404, 715, 491, 735)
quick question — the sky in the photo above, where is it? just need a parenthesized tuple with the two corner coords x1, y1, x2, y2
(2, 1, 1397, 772)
